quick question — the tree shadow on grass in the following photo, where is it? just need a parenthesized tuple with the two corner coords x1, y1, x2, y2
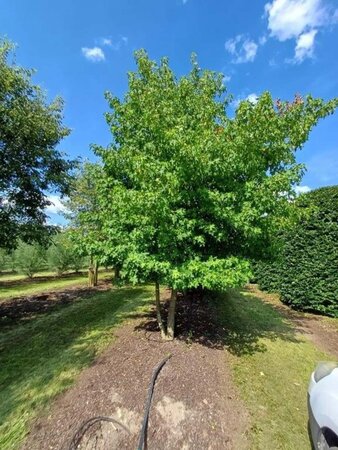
(0, 286, 152, 448)
(135, 286, 301, 356)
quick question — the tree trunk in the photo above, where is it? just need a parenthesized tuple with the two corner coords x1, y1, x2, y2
(155, 282, 167, 340)
(93, 260, 98, 286)
(114, 266, 120, 282)
(88, 266, 95, 287)
(167, 289, 177, 340)
(88, 255, 96, 287)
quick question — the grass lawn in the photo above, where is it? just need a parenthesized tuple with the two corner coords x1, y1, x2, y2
(214, 287, 331, 450)
(0, 271, 58, 282)
(0, 285, 153, 450)
(0, 271, 113, 301)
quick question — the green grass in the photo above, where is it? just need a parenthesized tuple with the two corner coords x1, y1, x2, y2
(0, 271, 58, 282)
(213, 287, 330, 450)
(0, 285, 153, 450)
(0, 271, 113, 301)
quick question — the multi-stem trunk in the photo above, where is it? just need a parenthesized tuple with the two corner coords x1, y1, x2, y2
(154, 283, 178, 341)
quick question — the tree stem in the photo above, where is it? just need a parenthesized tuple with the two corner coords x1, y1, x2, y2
(155, 282, 167, 339)
(167, 288, 177, 340)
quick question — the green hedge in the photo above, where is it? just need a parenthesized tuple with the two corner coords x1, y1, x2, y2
(254, 185, 338, 316)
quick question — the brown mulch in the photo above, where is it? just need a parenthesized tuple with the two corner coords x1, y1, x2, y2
(21, 289, 249, 450)
(248, 284, 338, 359)
(0, 279, 112, 325)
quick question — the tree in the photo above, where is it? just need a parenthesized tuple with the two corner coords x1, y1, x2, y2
(65, 163, 105, 286)
(0, 39, 74, 250)
(92, 51, 337, 339)
(14, 242, 46, 278)
(47, 232, 84, 275)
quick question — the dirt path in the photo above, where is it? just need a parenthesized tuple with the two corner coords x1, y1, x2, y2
(21, 290, 249, 450)
(248, 285, 338, 359)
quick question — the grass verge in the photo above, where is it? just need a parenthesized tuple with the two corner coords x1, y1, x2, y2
(0, 271, 112, 301)
(0, 285, 153, 449)
(213, 287, 330, 450)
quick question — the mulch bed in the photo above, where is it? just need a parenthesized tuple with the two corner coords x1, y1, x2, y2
(21, 289, 249, 450)
(0, 280, 112, 325)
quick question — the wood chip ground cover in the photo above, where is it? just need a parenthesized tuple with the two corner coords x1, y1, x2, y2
(1, 282, 338, 449)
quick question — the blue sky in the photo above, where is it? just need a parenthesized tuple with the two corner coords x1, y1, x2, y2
(1, 0, 338, 223)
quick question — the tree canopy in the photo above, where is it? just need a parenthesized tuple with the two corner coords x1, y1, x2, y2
(0, 40, 74, 249)
(79, 50, 337, 338)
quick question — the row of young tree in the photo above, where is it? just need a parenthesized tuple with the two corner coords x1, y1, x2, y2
(1, 39, 338, 339)
(0, 234, 87, 278)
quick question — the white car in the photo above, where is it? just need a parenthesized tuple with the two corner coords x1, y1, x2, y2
(308, 362, 338, 449)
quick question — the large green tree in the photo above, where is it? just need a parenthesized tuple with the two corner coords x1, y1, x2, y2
(0, 39, 74, 249)
(91, 51, 337, 339)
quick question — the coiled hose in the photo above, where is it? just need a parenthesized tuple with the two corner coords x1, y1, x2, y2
(68, 354, 172, 450)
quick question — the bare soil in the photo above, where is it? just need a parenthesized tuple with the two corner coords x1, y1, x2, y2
(21, 289, 249, 450)
(248, 285, 338, 359)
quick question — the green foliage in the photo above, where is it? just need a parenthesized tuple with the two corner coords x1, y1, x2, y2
(90, 50, 337, 294)
(0, 39, 74, 250)
(66, 163, 106, 262)
(14, 242, 46, 278)
(0, 249, 15, 273)
(47, 232, 85, 275)
(255, 186, 338, 316)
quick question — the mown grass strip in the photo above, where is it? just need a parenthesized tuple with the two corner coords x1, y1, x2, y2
(213, 287, 331, 450)
(0, 285, 153, 449)
(0, 271, 113, 301)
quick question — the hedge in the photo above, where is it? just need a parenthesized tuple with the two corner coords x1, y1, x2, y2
(254, 185, 338, 316)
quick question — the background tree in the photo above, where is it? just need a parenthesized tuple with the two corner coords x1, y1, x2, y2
(0, 39, 74, 250)
(92, 51, 337, 339)
(47, 232, 84, 276)
(65, 163, 106, 286)
(14, 242, 46, 278)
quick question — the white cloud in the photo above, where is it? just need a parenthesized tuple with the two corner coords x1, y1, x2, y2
(100, 35, 128, 51)
(259, 35, 268, 45)
(294, 29, 317, 61)
(233, 93, 259, 108)
(225, 35, 258, 63)
(81, 47, 105, 62)
(264, 0, 337, 62)
(102, 38, 112, 46)
(265, 0, 325, 40)
(246, 93, 259, 104)
(222, 74, 231, 84)
(45, 195, 68, 215)
(294, 185, 311, 194)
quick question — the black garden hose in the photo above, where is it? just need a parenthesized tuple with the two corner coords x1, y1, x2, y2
(68, 416, 130, 450)
(68, 354, 171, 450)
(137, 354, 171, 450)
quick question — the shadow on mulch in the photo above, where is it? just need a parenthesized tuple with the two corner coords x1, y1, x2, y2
(134, 287, 301, 357)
